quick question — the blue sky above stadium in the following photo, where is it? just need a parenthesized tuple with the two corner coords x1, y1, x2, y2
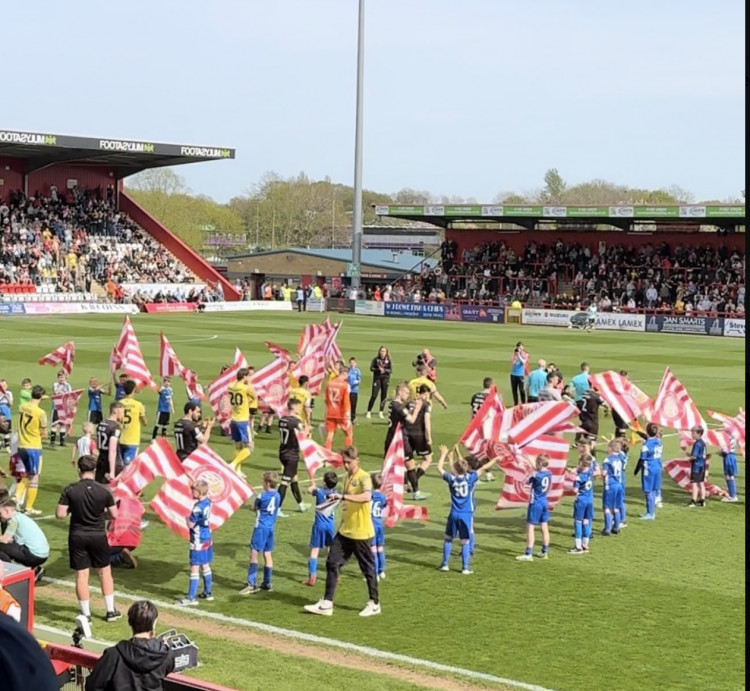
(4, 0, 743, 203)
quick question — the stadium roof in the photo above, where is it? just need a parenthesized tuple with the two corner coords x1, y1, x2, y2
(373, 203, 746, 230)
(230, 248, 436, 272)
(0, 128, 235, 176)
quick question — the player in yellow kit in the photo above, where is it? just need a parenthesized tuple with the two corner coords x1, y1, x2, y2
(15, 385, 48, 516)
(119, 380, 147, 466)
(228, 368, 257, 477)
(289, 375, 312, 426)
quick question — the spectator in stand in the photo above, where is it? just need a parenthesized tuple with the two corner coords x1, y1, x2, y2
(84, 600, 174, 691)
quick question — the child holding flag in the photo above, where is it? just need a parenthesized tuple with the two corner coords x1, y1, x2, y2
(176, 480, 213, 606)
(303, 471, 339, 586)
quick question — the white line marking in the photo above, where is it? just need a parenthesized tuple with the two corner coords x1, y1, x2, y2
(35, 623, 113, 650)
(42, 577, 556, 691)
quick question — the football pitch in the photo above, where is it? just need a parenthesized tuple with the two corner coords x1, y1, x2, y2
(1, 313, 745, 691)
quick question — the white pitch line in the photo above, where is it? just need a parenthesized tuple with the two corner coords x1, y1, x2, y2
(35, 623, 113, 650)
(43, 577, 556, 691)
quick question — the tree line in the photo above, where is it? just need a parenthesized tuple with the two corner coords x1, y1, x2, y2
(125, 168, 743, 254)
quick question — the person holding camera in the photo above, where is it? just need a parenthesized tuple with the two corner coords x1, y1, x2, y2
(366, 346, 392, 419)
(85, 600, 175, 691)
(510, 342, 529, 406)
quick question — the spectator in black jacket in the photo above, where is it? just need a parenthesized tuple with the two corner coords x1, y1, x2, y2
(85, 600, 174, 691)
(366, 346, 392, 419)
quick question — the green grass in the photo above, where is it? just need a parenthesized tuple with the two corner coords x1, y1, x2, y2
(1, 313, 745, 691)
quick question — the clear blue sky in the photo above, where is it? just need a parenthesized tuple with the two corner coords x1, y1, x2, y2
(3, 0, 744, 203)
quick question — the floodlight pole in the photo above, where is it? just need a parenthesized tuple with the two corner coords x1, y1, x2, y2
(350, 0, 365, 292)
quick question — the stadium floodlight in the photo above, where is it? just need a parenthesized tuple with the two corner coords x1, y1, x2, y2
(351, 0, 365, 291)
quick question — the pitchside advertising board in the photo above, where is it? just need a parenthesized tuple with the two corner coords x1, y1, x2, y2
(723, 319, 745, 338)
(645, 315, 725, 336)
(202, 301, 292, 313)
(521, 309, 645, 331)
(383, 302, 446, 320)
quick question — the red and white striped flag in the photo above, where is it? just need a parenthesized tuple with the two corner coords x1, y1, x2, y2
(663, 458, 727, 498)
(109, 345, 123, 374)
(380, 424, 428, 527)
(504, 401, 579, 447)
(708, 409, 746, 447)
(651, 367, 703, 431)
(50, 389, 84, 434)
(588, 371, 653, 423)
(115, 316, 157, 390)
(495, 435, 569, 510)
(159, 332, 188, 379)
(252, 357, 290, 415)
(111, 438, 183, 497)
(265, 341, 292, 360)
(298, 318, 335, 356)
(151, 444, 254, 539)
(459, 388, 504, 458)
(207, 348, 248, 432)
(299, 435, 343, 476)
(39, 341, 75, 375)
(292, 350, 327, 396)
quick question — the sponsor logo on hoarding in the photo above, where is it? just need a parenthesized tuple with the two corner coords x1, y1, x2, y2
(0, 130, 56, 145)
(143, 303, 197, 314)
(202, 301, 292, 313)
(99, 139, 155, 153)
(354, 300, 385, 316)
(459, 305, 505, 323)
(0, 303, 26, 315)
(723, 319, 745, 338)
(594, 313, 645, 332)
(179, 146, 232, 158)
(384, 302, 445, 320)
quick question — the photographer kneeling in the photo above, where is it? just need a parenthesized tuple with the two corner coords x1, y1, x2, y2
(85, 600, 174, 691)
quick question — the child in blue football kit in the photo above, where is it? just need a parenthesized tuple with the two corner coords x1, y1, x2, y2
(303, 471, 339, 586)
(636, 423, 662, 519)
(240, 471, 280, 595)
(570, 456, 594, 554)
(437, 445, 496, 573)
(153, 376, 174, 440)
(601, 440, 624, 536)
(176, 479, 213, 606)
(516, 454, 553, 561)
(370, 473, 388, 580)
(721, 436, 739, 502)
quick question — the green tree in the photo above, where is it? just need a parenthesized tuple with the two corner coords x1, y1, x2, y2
(541, 168, 566, 203)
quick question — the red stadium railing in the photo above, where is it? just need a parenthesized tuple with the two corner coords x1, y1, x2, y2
(43, 642, 237, 691)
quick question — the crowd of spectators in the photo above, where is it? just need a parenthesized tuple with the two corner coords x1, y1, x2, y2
(408, 238, 746, 315)
(0, 187, 194, 295)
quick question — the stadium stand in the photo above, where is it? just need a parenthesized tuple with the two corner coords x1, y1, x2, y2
(380, 239, 745, 315)
(0, 188, 216, 303)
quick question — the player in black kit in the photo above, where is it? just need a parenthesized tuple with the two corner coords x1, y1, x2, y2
(96, 401, 124, 484)
(404, 384, 433, 500)
(384, 383, 424, 495)
(174, 402, 214, 462)
(277, 399, 309, 514)
(578, 388, 607, 455)
(470, 377, 494, 417)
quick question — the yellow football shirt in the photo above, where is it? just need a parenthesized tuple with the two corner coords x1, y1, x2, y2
(339, 468, 374, 540)
(120, 398, 145, 446)
(18, 403, 47, 450)
(289, 386, 311, 423)
(228, 382, 256, 421)
(408, 376, 435, 400)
